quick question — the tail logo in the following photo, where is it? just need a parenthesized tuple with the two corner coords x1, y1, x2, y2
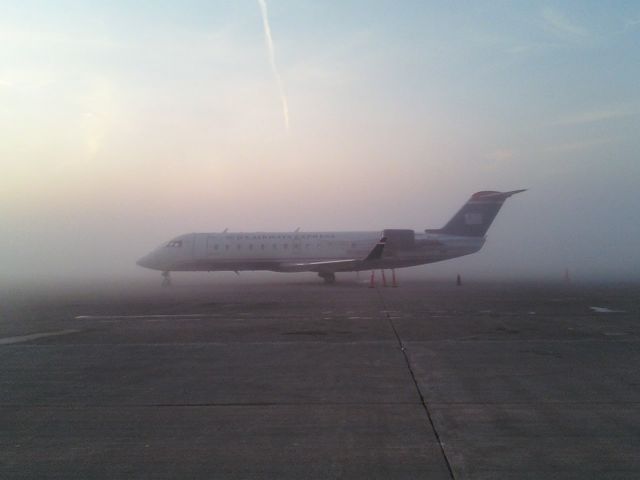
(464, 213, 483, 225)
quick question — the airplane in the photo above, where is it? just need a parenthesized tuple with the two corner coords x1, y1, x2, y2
(137, 189, 525, 286)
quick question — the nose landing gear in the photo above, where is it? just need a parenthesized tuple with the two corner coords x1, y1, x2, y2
(161, 271, 172, 287)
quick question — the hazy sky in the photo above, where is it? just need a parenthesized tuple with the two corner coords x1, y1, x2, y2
(1, 1, 639, 283)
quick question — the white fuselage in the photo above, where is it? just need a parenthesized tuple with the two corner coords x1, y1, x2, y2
(136, 190, 524, 279)
(136, 230, 485, 273)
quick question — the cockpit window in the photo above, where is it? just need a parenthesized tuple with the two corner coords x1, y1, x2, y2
(166, 240, 183, 247)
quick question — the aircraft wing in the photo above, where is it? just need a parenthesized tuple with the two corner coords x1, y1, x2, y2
(279, 237, 387, 273)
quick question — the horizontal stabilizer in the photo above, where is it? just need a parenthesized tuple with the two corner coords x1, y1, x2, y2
(470, 189, 527, 200)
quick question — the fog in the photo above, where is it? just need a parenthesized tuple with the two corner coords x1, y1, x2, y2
(2, 1, 639, 287)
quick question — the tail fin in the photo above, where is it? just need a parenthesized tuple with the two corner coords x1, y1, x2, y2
(438, 190, 526, 237)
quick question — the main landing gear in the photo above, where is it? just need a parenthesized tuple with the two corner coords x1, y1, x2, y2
(318, 272, 336, 284)
(161, 271, 172, 287)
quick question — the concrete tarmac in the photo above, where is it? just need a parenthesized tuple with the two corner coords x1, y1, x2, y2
(1, 278, 639, 479)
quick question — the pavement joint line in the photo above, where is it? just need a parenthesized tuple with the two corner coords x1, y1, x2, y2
(428, 401, 640, 406)
(0, 329, 81, 345)
(0, 401, 423, 408)
(0, 340, 400, 347)
(403, 338, 640, 344)
(75, 314, 224, 320)
(4, 401, 640, 408)
(375, 287, 457, 480)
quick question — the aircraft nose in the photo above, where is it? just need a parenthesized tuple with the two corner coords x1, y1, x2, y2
(136, 253, 155, 269)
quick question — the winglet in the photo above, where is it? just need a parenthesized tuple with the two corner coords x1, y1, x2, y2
(364, 237, 387, 261)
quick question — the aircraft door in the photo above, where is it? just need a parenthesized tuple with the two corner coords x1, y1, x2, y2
(193, 233, 208, 261)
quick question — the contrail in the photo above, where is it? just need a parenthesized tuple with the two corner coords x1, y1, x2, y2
(257, 0, 290, 133)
